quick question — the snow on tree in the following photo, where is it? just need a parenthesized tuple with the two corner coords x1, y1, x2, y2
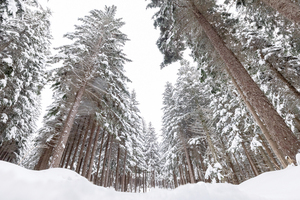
(0, 0, 51, 163)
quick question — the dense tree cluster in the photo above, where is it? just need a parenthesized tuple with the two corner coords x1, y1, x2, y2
(1, 0, 300, 192)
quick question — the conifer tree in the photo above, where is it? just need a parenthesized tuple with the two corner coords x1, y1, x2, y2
(0, 0, 51, 163)
(147, 0, 300, 162)
(48, 6, 131, 167)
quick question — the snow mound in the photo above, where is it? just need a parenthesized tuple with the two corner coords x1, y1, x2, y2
(0, 161, 299, 200)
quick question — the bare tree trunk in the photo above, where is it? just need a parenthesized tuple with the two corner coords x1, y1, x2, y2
(70, 117, 89, 170)
(93, 131, 106, 185)
(76, 117, 93, 173)
(100, 133, 111, 186)
(59, 142, 69, 168)
(258, 134, 281, 170)
(179, 164, 185, 185)
(115, 144, 121, 191)
(179, 131, 195, 183)
(121, 150, 127, 192)
(104, 136, 114, 187)
(86, 125, 101, 180)
(261, 0, 300, 24)
(189, 1, 300, 161)
(82, 121, 97, 177)
(134, 166, 137, 193)
(241, 142, 259, 176)
(220, 138, 239, 184)
(173, 170, 178, 188)
(51, 83, 87, 168)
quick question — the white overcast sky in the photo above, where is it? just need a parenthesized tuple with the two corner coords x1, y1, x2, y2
(38, 0, 182, 137)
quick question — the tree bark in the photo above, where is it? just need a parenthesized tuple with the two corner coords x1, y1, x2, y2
(115, 144, 121, 191)
(93, 130, 106, 185)
(241, 142, 259, 176)
(50, 82, 87, 168)
(100, 133, 111, 186)
(70, 116, 89, 170)
(86, 125, 101, 181)
(76, 117, 93, 173)
(104, 136, 114, 187)
(121, 150, 127, 192)
(179, 131, 195, 183)
(173, 170, 178, 188)
(59, 142, 70, 168)
(82, 121, 97, 177)
(189, 1, 300, 161)
(261, 0, 300, 24)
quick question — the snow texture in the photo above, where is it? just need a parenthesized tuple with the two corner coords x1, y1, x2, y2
(0, 161, 299, 200)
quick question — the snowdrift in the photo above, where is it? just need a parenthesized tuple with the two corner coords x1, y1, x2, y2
(0, 161, 299, 200)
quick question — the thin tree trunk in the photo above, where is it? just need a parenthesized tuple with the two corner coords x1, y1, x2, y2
(115, 144, 121, 191)
(220, 138, 239, 184)
(242, 142, 259, 176)
(59, 142, 69, 168)
(188, 1, 300, 161)
(179, 131, 195, 183)
(76, 117, 93, 173)
(173, 170, 178, 188)
(104, 137, 114, 187)
(121, 150, 127, 192)
(261, 0, 300, 24)
(100, 133, 111, 186)
(86, 125, 101, 180)
(258, 146, 274, 171)
(82, 121, 97, 177)
(70, 117, 89, 170)
(51, 83, 87, 168)
(134, 166, 137, 193)
(63, 134, 76, 168)
(258, 134, 281, 170)
(93, 130, 106, 185)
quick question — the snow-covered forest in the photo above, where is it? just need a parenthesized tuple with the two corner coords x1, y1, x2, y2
(1, 0, 300, 199)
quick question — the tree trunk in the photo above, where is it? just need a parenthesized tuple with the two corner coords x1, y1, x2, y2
(64, 132, 77, 169)
(93, 130, 106, 185)
(51, 83, 87, 168)
(76, 117, 93, 173)
(121, 150, 127, 192)
(179, 131, 195, 183)
(258, 146, 274, 171)
(104, 136, 114, 187)
(134, 166, 137, 193)
(261, 0, 300, 24)
(115, 144, 121, 191)
(230, 66, 288, 167)
(258, 134, 281, 170)
(100, 133, 111, 186)
(241, 142, 259, 176)
(87, 125, 101, 181)
(82, 121, 97, 177)
(173, 170, 178, 188)
(220, 138, 239, 184)
(70, 117, 89, 170)
(189, 1, 300, 161)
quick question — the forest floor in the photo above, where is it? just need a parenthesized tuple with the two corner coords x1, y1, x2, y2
(0, 161, 299, 200)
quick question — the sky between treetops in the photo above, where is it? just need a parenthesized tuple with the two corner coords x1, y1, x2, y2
(38, 0, 183, 139)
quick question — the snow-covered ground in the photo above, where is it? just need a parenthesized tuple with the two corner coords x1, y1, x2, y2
(0, 161, 299, 200)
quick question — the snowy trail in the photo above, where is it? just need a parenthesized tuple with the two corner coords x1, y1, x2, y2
(0, 161, 299, 200)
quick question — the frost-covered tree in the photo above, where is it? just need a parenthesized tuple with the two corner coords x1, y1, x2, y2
(147, 0, 300, 162)
(0, 0, 51, 163)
